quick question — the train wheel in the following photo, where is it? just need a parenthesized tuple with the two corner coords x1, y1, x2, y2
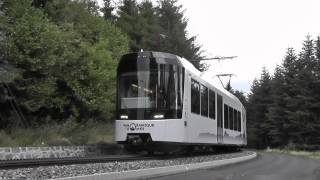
(147, 150, 154, 155)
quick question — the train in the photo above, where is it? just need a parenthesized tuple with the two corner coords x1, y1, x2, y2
(115, 51, 247, 154)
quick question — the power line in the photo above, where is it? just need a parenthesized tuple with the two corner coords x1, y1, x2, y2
(194, 55, 238, 90)
(189, 56, 237, 62)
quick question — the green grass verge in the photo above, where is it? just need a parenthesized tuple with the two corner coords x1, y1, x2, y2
(0, 120, 115, 147)
(266, 149, 320, 160)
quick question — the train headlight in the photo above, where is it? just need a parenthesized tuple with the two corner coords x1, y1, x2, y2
(120, 115, 128, 119)
(153, 114, 164, 119)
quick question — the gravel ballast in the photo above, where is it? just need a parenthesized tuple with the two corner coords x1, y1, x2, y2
(0, 151, 254, 180)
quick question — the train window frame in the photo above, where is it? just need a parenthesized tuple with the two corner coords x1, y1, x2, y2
(238, 111, 241, 131)
(224, 104, 229, 129)
(191, 79, 200, 115)
(229, 107, 233, 130)
(117, 62, 185, 120)
(233, 109, 237, 131)
(209, 90, 216, 119)
(200, 84, 208, 117)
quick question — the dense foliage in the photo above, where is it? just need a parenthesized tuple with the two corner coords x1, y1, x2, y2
(0, 0, 129, 128)
(0, 0, 204, 131)
(247, 36, 320, 150)
(114, 0, 205, 69)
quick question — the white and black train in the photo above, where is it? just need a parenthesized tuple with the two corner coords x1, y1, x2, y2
(115, 51, 247, 153)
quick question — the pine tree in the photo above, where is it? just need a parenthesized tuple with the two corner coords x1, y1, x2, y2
(315, 36, 320, 64)
(312, 36, 320, 145)
(115, 0, 205, 70)
(232, 90, 247, 108)
(156, 0, 205, 70)
(263, 48, 299, 147)
(101, 0, 115, 22)
(246, 79, 260, 148)
(138, 0, 160, 51)
(297, 36, 320, 146)
(266, 66, 288, 147)
(247, 67, 272, 148)
(286, 36, 317, 145)
(247, 36, 320, 149)
(116, 0, 142, 51)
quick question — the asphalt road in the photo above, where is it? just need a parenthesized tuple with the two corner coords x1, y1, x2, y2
(149, 152, 320, 180)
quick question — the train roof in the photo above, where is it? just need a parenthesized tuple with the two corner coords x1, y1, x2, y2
(123, 51, 241, 104)
(177, 55, 242, 105)
(123, 51, 242, 105)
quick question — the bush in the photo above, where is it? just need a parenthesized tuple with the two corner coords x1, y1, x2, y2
(0, 130, 17, 147)
(0, 121, 115, 147)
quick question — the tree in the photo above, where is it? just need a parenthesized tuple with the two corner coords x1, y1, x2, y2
(115, 0, 206, 70)
(232, 90, 247, 108)
(248, 36, 320, 149)
(116, 0, 142, 51)
(31, 0, 47, 8)
(117, 0, 161, 51)
(156, 0, 205, 70)
(0, 0, 129, 128)
(312, 36, 320, 145)
(289, 36, 319, 145)
(266, 66, 288, 147)
(247, 67, 272, 148)
(101, 0, 115, 22)
(138, 0, 160, 51)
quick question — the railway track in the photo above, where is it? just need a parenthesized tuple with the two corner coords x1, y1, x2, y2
(0, 148, 244, 170)
(0, 151, 253, 179)
(0, 154, 154, 169)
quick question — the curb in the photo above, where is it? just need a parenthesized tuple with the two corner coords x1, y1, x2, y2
(53, 152, 257, 180)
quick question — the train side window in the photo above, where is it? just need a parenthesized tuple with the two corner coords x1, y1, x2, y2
(236, 111, 238, 131)
(229, 107, 233, 130)
(234, 109, 237, 131)
(191, 79, 200, 114)
(238, 111, 241, 131)
(200, 85, 208, 117)
(209, 90, 216, 119)
(224, 104, 228, 129)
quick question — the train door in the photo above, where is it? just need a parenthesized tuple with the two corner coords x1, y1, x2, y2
(217, 94, 223, 143)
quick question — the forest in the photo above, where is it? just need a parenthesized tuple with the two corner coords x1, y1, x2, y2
(0, 0, 204, 126)
(246, 36, 320, 150)
(0, 0, 319, 149)
(0, 0, 204, 146)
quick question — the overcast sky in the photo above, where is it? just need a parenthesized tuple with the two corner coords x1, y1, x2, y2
(178, 0, 320, 94)
(98, 0, 320, 94)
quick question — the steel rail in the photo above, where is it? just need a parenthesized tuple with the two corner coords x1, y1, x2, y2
(0, 149, 244, 169)
(0, 154, 153, 169)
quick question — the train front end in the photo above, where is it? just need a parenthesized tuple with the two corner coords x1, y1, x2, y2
(115, 52, 185, 152)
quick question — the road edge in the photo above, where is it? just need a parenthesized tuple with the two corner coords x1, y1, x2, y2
(53, 152, 257, 180)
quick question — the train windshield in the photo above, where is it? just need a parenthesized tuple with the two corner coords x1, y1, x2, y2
(117, 54, 184, 120)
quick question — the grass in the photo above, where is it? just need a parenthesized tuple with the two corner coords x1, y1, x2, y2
(266, 149, 320, 160)
(0, 120, 115, 147)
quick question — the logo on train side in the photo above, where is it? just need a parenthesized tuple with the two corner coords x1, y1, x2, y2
(129, 123, 136, 131)
(123, 123, 155, 131)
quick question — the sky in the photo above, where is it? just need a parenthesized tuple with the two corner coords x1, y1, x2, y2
(98, 0, 320, 94)
(177, 0, 320, 94)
